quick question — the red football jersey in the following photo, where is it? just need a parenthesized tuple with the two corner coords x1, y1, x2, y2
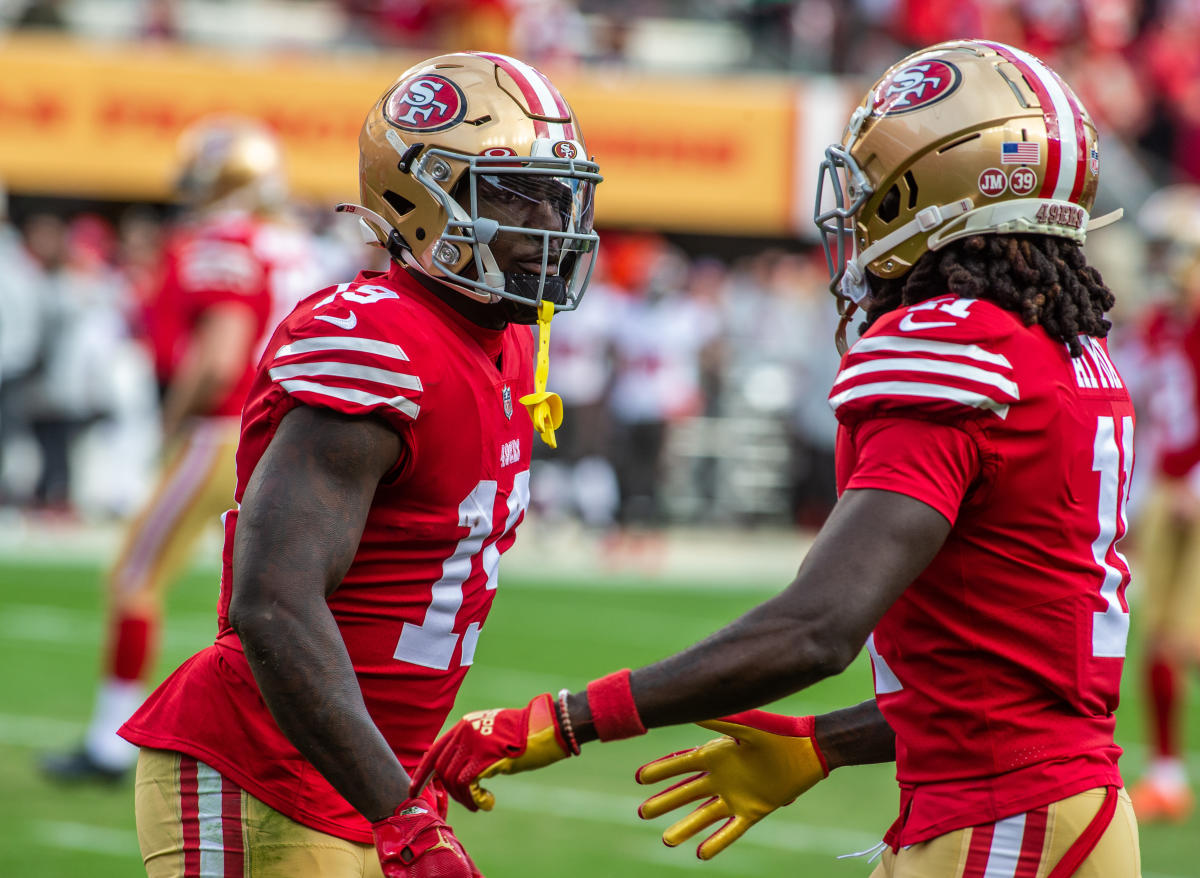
(121, 263, 535, 842)
(830, 296, 1133, 847)
(146, 210, 313, 412)
(1125, 303, 1200, 480)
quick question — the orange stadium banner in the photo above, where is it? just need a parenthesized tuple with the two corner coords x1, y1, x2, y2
(0, 35, 848, 237)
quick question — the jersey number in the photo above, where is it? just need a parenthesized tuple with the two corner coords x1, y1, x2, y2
(314, 282, 399, 309)
(392, 472, 530, 671)
(1091, 415, 1133, 658)
(868, 413, 1133, 696)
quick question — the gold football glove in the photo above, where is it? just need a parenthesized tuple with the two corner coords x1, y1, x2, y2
(636, 710, 829, 859)
(413, 693, 572, 811)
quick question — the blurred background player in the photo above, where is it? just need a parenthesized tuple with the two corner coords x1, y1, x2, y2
(117, 52, 600, 877)
(416, 39, 1141, 877)
(1122, 185, 1200, 823)
(40, 116, 319, 783)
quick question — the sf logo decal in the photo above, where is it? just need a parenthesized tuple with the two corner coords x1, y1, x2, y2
(874, 61, 961, 115)
(387, 75, 467, 132)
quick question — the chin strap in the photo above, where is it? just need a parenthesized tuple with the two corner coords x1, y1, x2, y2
(834, 299, 859, 356)
(519, 301, 564, 448)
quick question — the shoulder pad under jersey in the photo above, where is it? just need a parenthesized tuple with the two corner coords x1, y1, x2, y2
(265, 279, 431, 427)
(830, 297, 1023, 427)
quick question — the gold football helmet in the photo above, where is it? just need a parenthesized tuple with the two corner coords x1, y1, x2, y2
(174, 117, 287, 212)
(1138, 185, 1200, 290)
(815, 39, 1121, 328)
(342, 51, 602, 314)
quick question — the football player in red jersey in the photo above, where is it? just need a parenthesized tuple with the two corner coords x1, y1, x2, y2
(118, 53, 600, 878)
(41, 117, 318, 785)
(1123, 186, 1200, 823)
(415, 41, 1142, 877)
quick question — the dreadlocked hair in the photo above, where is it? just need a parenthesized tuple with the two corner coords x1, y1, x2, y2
(861, 234, 1115, 357)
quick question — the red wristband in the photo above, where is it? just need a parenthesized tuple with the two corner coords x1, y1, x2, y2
(586, 669, 646, 741)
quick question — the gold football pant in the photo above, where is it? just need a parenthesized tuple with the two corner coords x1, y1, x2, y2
(1135, 481, 1200, 657)
(135, 748, 385, 878)
(869, 787, 1139, 878)
(105, 418, 238, 681)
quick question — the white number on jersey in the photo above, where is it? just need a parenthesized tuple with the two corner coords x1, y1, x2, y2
(1091, 415, 1133, 658)
(314, 282, 399, 311)
(392, 472, 530, 671)
(867, 412, 1133, 693)
(867, 632, 903, 695)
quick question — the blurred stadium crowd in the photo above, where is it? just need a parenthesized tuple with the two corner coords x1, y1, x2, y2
(0, 199, 842, 531)
(1, 0, 1200, 539)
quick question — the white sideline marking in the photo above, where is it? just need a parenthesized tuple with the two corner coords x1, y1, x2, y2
(31, 821, 138, 857)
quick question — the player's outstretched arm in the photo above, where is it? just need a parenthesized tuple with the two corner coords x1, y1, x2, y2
(419, 489, 943, 813)
(635, 700, 893, 859)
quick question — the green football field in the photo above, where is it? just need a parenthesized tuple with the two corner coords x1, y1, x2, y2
(1, 553, 1197, 877)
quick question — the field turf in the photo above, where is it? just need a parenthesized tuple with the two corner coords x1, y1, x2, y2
(1, 554, 1197, 877)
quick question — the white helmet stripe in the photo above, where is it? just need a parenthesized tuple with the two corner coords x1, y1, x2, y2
(474, 52, 573, 142)
(980, 42, 1085, 203)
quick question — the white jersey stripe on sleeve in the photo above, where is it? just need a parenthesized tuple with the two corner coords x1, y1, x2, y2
(830, 380, 1011, 419)
(269, 361, 422, 393)
(275, 336, 409, 361)
(849, 335, 1012, 368)
(278, 379, 420, 420)
(833, 357, 1021, 399)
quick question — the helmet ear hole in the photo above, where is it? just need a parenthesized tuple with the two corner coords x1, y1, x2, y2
(878, 185, 901, 224)
(383, 190, 416, 217)
(904, 171, 919, 209)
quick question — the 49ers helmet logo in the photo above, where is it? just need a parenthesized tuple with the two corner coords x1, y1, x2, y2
(386, 74, 467, 132)
(873, 60, 961, 116)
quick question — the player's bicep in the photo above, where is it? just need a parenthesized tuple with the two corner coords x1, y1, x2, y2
(781, 487, 952, 660)
(845, 416, 982, 523)
(231, 406, 403, 612)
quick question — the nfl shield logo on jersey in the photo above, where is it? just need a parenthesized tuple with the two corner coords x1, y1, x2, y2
(502, 385, 513, 419)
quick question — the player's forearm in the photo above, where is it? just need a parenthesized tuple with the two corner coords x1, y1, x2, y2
(814, 699, 895, 769)
(162, 305, 255, 438)
(566, 490, 950, 743)
(234, 599, 410, 822)
(567, 598, 853, 744)
(160, 363, 230, 439)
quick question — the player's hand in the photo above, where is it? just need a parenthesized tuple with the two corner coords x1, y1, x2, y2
(413, 692, 572, 812)
(635, 710, 829, 859)
(372, 797, 483, 877)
